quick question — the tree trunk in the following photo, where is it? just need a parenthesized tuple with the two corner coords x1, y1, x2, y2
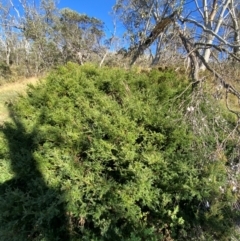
(229, 0, 240, 57)
(200, 35, 214, 71)
(151, 36, 162, 66)
(6, 43, 11, 66)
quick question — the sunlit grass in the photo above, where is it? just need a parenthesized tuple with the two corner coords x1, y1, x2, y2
(0, 77, 39, 124)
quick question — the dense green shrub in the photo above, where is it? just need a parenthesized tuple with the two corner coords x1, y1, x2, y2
(0, 63, 239, 240)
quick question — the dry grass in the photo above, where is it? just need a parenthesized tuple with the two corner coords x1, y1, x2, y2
(0, 77, 40, 124)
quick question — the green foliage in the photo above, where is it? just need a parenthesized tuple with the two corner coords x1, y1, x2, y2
(0, 62, 11, 83)
(0, 1, 105, 77)
(0, 63, 239, 240)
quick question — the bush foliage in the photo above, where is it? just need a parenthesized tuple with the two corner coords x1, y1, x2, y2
(0, 63, 239, 240)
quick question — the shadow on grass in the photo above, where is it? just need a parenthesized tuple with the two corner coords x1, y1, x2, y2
(0, 109, 70, 241)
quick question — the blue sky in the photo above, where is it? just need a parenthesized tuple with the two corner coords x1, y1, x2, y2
(57, 0, 118, 36)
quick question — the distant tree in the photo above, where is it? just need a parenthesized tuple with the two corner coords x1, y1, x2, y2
(179, 0, 240, 70)
(56, 8, 104, 64)
(0, 0, 105, 76)
(113, 0, 240, 70)
(113, 0, 182, 65)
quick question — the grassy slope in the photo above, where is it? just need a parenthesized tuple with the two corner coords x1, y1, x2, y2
(0, 77, 39, 124)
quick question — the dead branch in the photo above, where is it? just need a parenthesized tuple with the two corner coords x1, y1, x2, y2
(179, 15, 240, 49)
(194, 42, 240, 62)
(178, 29, 200, 83)
(196, 48, 240, 100)
(130, 11, 177, 65)
(178, 27, 240, 104)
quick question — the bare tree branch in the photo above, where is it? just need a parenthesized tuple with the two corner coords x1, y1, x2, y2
(194, 42, 240, 61)
(130, 11, 177, 65)
(179, 16, 240, 48)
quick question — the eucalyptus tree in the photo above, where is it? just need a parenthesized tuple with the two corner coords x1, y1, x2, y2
(0, 0, 105, 76)
(0, 0, 61, 75)
(179, 0, 240, 70)
(0, 0, 19, 66)
(56, 8, 104, 65)
(113, 0, 183, 65)
(228, 0, 240, 57)
(114, 0, 240, 70)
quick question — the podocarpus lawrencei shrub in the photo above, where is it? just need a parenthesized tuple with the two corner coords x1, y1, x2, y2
(0, 63, 238, 241)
